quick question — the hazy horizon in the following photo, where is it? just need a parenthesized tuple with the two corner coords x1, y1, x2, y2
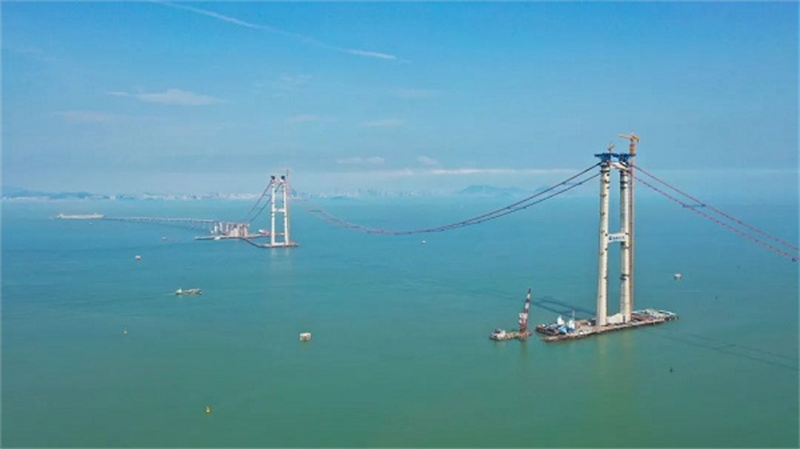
(2, 2, 798, 198)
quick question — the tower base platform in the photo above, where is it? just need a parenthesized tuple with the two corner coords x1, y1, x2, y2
(535, 309, 677, 343)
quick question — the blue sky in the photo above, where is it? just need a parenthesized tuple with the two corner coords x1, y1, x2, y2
(2, 1, 798, 196)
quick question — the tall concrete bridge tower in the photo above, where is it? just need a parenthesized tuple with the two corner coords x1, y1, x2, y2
(595, 134, 638, 326)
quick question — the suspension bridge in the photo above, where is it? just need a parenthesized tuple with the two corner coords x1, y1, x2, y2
(56, 133, 798, 341)
(60, 173, 298, 248)
(58, 135, 799, 262)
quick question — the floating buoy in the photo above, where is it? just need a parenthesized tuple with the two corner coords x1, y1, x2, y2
(299, 332, 312, 342)
(205, 405, 212, 414)
(421, 240, 426, 245)
(135, 255, 142, 261)
(673, 273, 682, 280)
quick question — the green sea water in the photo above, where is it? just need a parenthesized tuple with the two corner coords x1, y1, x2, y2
(1, 197, 798, 447)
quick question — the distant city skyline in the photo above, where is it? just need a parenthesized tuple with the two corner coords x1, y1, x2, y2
(2, 2, 798, 197)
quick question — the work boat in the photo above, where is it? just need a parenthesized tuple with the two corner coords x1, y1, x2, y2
(175, 288, 202, 296)
(490, 328, 508, 340)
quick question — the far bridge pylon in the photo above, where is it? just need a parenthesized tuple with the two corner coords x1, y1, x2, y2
(264, 171, 298, 248)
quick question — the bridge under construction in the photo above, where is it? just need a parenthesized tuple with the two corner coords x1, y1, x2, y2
(59, 171, 299, 249)
(532, 134, 678, 342)
(56, 133, 798, 343)
(484, 134, 679, 342)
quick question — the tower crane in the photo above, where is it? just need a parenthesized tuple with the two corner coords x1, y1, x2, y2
(518, 288, 532, 334)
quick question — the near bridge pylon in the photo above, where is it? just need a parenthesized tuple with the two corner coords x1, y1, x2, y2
(595, 134, 638, 326)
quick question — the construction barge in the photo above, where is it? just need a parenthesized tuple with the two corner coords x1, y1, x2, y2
(490, 288, 534, 342)
(535, 309, 678, 342)
(490, 329, 533, 341)
(491, 294, 678, 343)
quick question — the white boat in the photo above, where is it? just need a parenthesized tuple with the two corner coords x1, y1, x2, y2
(489, 328, 508, 340)
(175, 288, 202, 295)
(56, 213, 104, 220)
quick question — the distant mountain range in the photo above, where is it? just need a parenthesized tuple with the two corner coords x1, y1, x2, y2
(2, 184, 540, 201)
(1, 186, 110, 201)
(0, 186, 257, 201)
(456, 184, 533, 197)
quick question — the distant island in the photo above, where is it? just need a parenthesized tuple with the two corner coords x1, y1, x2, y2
(457, 184, 533, 197)
(2, 184, 544, 202)
(0, 186, 261, 202)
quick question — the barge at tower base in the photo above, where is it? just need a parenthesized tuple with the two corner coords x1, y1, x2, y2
(535, 309, 678, 342)
(533, 134, 679, 343)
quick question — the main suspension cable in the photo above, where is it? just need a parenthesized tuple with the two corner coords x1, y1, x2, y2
(636, 176, 798, 262)
(242, 179, 274, 223)
(294, 163, 600, 235)
(635, 165, 798, 251)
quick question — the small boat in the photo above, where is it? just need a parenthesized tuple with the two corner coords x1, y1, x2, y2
(55, 213, 105, 220)
(175, 288, 202, 296)
(489, 328, 508, 340)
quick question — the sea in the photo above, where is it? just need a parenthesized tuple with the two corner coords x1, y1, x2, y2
(1, 194, 798, 448)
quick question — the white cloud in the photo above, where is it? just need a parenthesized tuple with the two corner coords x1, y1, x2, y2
(157, 2, 400, 61)
(394, 89, 441, 99)
(417, 156, 439, 166)
(262, 74, 313, 97)
(361, 118, 405, 128)
(287, 114, 333, 124)
(336, 168, 416, 177)
(268, 74, 312, 93)
(336, 156, 386, 165)
(108, 88, 220, 106)
(345, 49, 397, 60)
(328, 167, 579, 178)
(55, 110, 117, 123)
(6, 44, 59, 64)
(363, 169, 415, 177)
(429, 168, 575, 176)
